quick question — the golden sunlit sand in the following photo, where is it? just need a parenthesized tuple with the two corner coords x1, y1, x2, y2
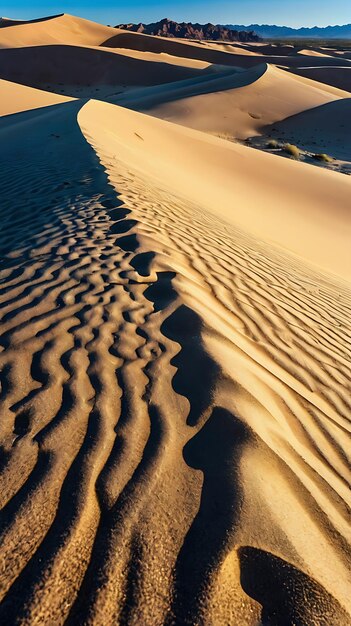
(0, 12, 350, 626)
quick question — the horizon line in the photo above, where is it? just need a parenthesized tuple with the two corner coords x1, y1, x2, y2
(1, 12, 351, 30)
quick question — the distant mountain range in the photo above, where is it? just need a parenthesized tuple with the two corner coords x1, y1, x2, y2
(225, 23, 351, 39)
(115, 18, 260, 42)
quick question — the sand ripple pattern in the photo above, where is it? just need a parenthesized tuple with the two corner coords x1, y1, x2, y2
(0, 102, 350, 625)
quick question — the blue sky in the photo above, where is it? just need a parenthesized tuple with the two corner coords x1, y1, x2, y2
(1, 0, 350, 28)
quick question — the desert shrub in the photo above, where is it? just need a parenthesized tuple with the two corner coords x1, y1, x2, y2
(313, 153, 333, 163)
(267, 139, 279, 149)
(212, 132, 235, 141)
(283, 143, 300, 159)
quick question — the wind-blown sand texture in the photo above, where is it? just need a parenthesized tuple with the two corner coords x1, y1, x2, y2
(0, 13, 350, 626)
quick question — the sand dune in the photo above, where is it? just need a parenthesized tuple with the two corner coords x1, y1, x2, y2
(117, 64, 349, 141)
(0, 13, 116, 48)
(0, 13, 350, 626)
(291, 66, 351, 92)
(245, 42, 296, 56)
(102, 28, 349, 70)
(0, 13, 348, 76)
(0, 14, 64, 27)
(0, 96, 350, 626)
(262, 97, 351, 160)
(0, 12, 260, 64)
(297, 49, 333, 58)
(0, 14, 217, 97)
(79, 99, 351, 277)
(200, 41, 259, 55)
(0, 78, 73, 116)
(0, 45, 212, 97)
(81, 99, 351, 623)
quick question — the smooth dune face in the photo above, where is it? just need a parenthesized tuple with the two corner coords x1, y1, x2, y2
(0, 14, 214, 97)
(0, 78, 74, 116)
(0, 12, 350, 626)
(0, 13, 116, 48)
(297, 49, 333, 57)
(117, 64, 349, 140)
(80, 99, 351, 278)
(0, 45, 211, 94)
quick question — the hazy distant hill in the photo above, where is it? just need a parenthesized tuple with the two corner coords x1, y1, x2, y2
(225, 23, 351, 39)
(115, 18, 260, 42)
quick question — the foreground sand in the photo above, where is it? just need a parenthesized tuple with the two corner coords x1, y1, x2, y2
(0, 13, 350, 626)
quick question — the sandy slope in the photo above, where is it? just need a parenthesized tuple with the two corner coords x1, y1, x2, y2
(1, 12, 346, 72)
(80, 99, 351, 624)
(0, 13, 116, 48)
(0, 13, 350, 626)
(200, 42, 259, 55)
(0, 15, 217, 96)
(81, 100, 351, 278)
(0, 96, 350, 626)
(262, 97, 351, 160)
(0, 78, 74, 116)
(117, 64, 349, 140)
(105, 29, 349, 70)
(291, 66, 351, 92)
(297, 49, 333, 58)
(0, 45, 212, 95)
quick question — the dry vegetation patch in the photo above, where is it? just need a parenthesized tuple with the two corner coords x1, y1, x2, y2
(282, 143, 301, 159)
